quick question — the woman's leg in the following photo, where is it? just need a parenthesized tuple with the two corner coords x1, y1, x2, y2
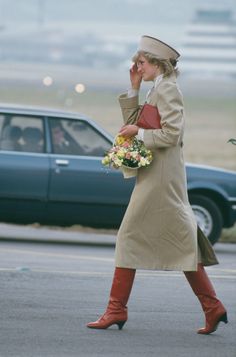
(184, 263, 228, 334)
(87, 267, 136, 329)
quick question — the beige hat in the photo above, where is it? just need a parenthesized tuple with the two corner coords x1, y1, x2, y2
(138, 35, 180, 60)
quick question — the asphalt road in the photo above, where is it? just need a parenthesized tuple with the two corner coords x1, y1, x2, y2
(0, 239, 235, 357)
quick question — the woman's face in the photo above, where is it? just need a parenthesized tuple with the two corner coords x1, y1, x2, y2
(137, 55, 160, 81)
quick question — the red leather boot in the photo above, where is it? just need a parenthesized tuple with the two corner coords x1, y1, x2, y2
(184, 264, 228, 334)
(87, 267, 136, 330)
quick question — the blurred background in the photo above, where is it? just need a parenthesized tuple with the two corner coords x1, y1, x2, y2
(0, 0, 235, 170)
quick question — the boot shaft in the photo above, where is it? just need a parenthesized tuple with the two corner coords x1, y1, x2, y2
(87, 267, 136, 330)
(184, 263, 227, 334)
(109, 267, 136, 308)
(184, 264, 216, 297)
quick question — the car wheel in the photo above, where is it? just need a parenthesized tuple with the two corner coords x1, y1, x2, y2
(189, 194, 223, 245)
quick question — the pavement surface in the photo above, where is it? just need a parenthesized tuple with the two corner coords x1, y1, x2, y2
(0, 224, 236, 356)
(0, 223, 116, 246)
(0, 240, 235, 357)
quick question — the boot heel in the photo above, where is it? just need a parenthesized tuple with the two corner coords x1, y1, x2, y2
(117, 321, 126, 330)
(220, 312, 228, 324)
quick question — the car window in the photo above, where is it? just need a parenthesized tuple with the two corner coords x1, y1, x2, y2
(0, 115, 45, 153)
(49, 118, 111, 156)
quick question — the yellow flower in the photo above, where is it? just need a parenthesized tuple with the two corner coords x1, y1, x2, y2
(115, 135, 133, 146)
(115, 135, 126, 145)
(117, 149, 125, 158)
(102, 156, 110, 165)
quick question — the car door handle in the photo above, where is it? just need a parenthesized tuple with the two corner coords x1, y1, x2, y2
(55, 159, 69, 166)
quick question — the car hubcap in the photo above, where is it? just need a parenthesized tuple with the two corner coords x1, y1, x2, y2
(192, 204, 213, 237)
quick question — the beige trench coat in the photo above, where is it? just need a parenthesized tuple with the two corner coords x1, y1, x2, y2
(115, 73, 218, 271)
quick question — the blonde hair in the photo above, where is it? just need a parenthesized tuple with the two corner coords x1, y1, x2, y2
(132, 51, 179, 77)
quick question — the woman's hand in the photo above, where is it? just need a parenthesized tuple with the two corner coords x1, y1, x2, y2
(119, 125, 139, 137)
(130, 63, 142, 90)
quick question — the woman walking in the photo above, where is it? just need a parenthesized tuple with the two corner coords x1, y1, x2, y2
(87, 35, 228, 334)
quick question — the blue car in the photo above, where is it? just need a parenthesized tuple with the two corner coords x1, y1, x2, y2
(0, 104, 235, 244)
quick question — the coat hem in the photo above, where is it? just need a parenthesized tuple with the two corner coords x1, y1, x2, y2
(115, 262, 200, 272)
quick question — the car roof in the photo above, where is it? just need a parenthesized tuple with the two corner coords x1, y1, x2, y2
(187, 163, 236, 176)
(0, 103, 114, 142)
(0, 103, 89, 120)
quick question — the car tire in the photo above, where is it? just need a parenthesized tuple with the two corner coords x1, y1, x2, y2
(189, 194, 223, 245)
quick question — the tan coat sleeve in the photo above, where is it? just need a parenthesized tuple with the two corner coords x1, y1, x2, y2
(143, 81, 184, 149)
(118, 93, 141, 125)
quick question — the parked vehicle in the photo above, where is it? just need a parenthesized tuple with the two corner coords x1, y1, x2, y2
(0, 104, 236, 244)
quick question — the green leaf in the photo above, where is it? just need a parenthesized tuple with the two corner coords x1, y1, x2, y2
(228, 138, 236, 145)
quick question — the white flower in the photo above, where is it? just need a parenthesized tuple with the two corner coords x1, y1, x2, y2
(139, 157, 148, 167)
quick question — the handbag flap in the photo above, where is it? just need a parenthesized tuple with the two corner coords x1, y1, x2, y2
(137, 103, 161, 129)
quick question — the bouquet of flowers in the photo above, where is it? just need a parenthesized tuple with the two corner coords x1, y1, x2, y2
(102, 135, 153, 177)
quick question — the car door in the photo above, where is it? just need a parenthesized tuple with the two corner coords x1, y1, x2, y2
(0, 113, 50, 221)
(47, 117, 134, 226)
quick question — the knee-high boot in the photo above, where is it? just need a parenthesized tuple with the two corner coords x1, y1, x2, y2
(87, 267, 136, 330)
(184, 263, 228, 334)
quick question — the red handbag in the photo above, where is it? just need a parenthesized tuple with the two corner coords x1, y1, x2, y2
(137, 103, 161, 129)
